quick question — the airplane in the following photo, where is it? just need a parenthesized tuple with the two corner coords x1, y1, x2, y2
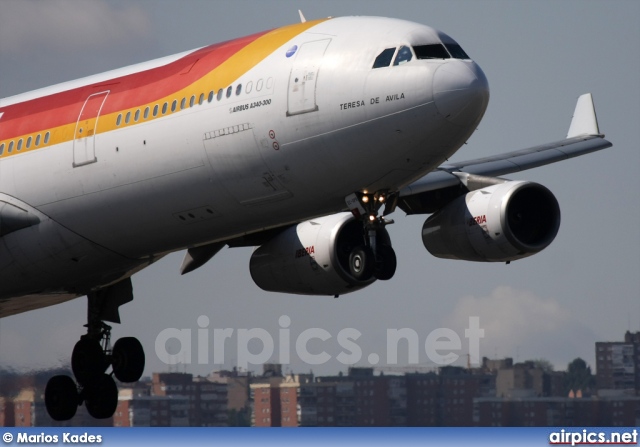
(0, 15, 611, 421)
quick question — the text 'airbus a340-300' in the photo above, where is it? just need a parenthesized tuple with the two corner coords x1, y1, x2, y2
(0, 15, 611, 421)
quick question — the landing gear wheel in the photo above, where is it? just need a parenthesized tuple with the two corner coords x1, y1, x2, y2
(349, 245, 375, 281)
(45, 375, 79, 421)
(374, 245, 397, 281)
(84, 373, 118, 419)
(112, 337, 145, 383)
(71, 338, 107, 386)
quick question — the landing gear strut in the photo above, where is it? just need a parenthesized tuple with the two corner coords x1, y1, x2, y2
(345, 190, 398, 281)
(45, 279, 144, 421)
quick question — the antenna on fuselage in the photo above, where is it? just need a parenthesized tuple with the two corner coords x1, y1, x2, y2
(298, 9, 307, 23)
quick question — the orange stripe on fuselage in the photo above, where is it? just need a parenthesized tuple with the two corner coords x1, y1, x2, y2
(0, 18, 330, 158)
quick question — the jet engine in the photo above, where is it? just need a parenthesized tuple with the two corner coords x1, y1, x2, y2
(422, 181, 560, 262)
(250, 212, 394, 296)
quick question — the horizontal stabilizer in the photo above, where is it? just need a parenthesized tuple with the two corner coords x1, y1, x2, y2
(567, 93, 601, 138)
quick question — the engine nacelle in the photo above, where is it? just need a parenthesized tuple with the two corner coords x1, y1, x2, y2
(250, 213, 390, 295)
(422, 181, 560, 262)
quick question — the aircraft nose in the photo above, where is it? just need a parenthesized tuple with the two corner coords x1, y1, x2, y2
(432, 60, 490, 126)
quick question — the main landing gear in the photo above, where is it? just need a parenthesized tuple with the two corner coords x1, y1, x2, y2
(44, 280, 145, 421)
(345, 190, 398, 282)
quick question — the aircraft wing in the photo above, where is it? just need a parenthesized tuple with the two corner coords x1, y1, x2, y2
(397, 94, 612, 213)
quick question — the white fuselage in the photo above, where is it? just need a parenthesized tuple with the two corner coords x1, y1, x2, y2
(0, 17, 488, 315)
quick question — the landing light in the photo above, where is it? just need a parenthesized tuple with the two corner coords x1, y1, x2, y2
(362, 195, 370, 203)
(368, 214, 376, 222)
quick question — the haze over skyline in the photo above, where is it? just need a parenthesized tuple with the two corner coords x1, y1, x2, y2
(0, 0, 638, 378)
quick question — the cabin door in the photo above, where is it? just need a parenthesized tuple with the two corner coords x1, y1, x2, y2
(287, 39, 331, 116)
(73, 91, 109, 167)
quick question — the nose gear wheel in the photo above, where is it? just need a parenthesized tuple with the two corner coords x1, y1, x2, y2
(345, 190, 398, 281)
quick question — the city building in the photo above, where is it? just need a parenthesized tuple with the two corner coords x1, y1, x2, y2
(114, 391, 189, 427)
(404, 367, 496, 426)
(150, 372, 227, 426)
(0, 397, 14, 426)
(495, 361, 564, 398)
(473, 395, 640, 426)
(596, 331, 640, 395)
(251, 382, 299, 427)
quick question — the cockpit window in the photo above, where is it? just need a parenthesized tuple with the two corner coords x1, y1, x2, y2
(372, 48, 396, 68)
(413, 44, 450, 60)
(393, 45, 413, 65)
(445, 43, 470, 59)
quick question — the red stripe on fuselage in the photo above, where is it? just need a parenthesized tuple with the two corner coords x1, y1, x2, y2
(0, 29, 269, 140)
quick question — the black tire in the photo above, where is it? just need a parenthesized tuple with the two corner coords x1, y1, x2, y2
(84, 373, 118, 419)
(71, 338, 107, 386)
(45, 375, 78, 421)
(349, 245, 375, 281)
(112, 337, 145, 383)
(374, 245, 397, 281)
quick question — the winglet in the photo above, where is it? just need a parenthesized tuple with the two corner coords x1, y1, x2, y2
(298, 10, 307, 23)
(567, 93, 601, 138)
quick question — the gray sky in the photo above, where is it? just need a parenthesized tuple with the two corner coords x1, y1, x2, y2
(1, 0, 638, 378)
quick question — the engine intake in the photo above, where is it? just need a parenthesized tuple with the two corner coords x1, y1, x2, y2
(422, 181, 560, 262)
(250, 213, 391, 295)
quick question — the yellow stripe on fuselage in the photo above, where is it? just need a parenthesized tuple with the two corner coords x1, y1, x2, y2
(0, 18, 330, 160)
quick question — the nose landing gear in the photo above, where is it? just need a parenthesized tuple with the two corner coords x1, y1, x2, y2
(345, 190, 398, 282)
(44, 280, 145, 421)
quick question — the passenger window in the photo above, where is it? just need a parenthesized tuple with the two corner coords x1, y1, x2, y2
(226, 86, 232, 98)
(217, 88, 223, 101)
(180, 98, 186, 110)
(26, 136, 32, 148)
(144, 107, 150, 119)
(125, 111, 131, 124)
(134, 109, 140, 121)
(116, 114, 122, 126)
(153, 104, 159, 116)
(256, 79, 263, 91)
(44, 132, 50, 144)
(17, 139, 23, 151)
(413, 44, 450, 60)
(0, 143, 4, 155)
(236, 84, 242, 96)
(171, 100, 177, 112)
(445, 44, 470, 59)
(372, 48, 396, 68)
(162, 102, 168, 114)
(393, 46, 413, 65)
(198, 93, 204, 105)
(8, 141, 13, 153)
(208, 91, 214, 102)
(246, 81, 253, 94)
(35, 134, 41, 146)
(189, 95, 195, 107)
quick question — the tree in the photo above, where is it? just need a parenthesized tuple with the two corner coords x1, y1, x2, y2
(564, 358, 595, 396)
(532, 358, 554, 372)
